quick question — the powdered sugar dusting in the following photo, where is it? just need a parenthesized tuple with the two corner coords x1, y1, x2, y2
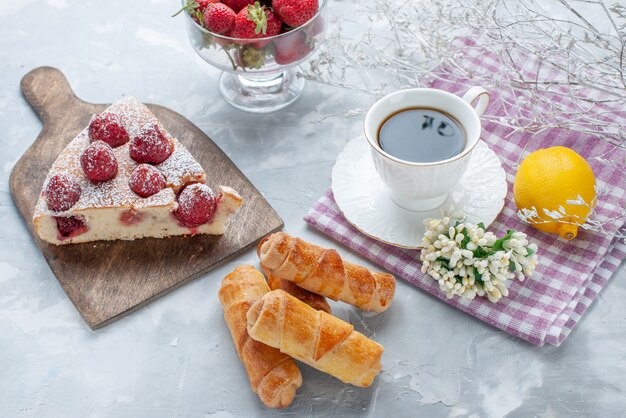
(43, 173, 82, 212)
(129, 123, 173, 164)
(88, 112, 130, 148)
(158, 142, 204, 192)
(129, 164, 166, 198)
(175, 183, 218, 227)
(177, 183, 217, 211)
(34, 97, 206, 218)
(80, 141, 118, 182)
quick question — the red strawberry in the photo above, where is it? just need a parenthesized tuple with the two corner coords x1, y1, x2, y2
(44, 173, 81, 212)
(203, 3, 236, 35)
(222, 0, 256, 13)
(88, 113, 130, 148)
(129, 164, 166, 198)
(196, 0, 218, 13)
(55, 216, 87, 238)
(120, 210, 144, 225)
(80, 141, 118, 183)
(306, 13, 325, 37)
(273, 31, 312, 65)
(272, 0, 318, 27)
(172, 0, 219, 22)
(174, 183, 218, 228)
(230, 1, 281, 40)
(130, 124, 173, 165)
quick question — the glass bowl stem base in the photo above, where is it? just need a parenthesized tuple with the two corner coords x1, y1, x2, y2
(218, 68, 305, 113)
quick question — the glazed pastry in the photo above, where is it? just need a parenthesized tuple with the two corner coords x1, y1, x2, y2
(258, 232, 395, 312)
(218, 266, 302, 408)
(262, 266, 332, 314)
(247, 289, 384, 387)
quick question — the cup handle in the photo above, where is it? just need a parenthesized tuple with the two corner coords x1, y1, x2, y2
(462, 87, 489, 117)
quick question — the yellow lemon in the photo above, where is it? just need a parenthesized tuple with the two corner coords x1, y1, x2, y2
(513, 146, 596, 240)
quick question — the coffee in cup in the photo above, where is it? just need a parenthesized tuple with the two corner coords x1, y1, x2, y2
(378, 107, 466, 163)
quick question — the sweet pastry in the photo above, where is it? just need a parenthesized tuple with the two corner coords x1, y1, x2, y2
(218, 266, 302, 408)
(263, 267, 332, 314)
(33, 97, 242, 245)
(258, 239, 332, 313)
(258, 233, 396, 312)
(247, 289, 384, 387)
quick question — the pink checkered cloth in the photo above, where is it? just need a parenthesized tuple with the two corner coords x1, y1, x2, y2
(305, 41, 626, 346)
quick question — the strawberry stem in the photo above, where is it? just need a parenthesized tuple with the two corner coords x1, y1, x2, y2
(223, 46, 241, 72)
(246, 1, 268, 35)
(195, 10, 205, 27)
(172, 0, 199, 17)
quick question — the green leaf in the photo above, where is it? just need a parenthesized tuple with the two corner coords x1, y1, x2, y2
(454, 275, 464, 284)
(472, 246, 491, 259)
(493, 229, 515, 251)
(509, 260, 517, 272)
(477, 222, 486, 230)
(526, 247, 535, 256)
(172, 0, 199, 17)
(473, 266, 484, 287)
(247, 1, 268, 35)
(435, 257, 450, 271)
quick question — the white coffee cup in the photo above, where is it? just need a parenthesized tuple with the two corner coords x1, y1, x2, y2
(364, 87, 489, 211)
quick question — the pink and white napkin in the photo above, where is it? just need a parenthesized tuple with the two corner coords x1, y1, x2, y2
(304, 40, 626, 346)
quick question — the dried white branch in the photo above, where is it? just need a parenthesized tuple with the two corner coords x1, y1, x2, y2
(305, 0, 626, 140)
(304, 0, 626, 235)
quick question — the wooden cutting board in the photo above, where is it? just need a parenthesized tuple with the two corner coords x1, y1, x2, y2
(9, 66, 284, 329)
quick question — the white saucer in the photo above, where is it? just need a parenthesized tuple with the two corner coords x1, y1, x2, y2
(331, 137, 507, 249)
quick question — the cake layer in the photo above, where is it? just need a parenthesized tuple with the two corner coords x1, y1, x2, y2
(34, 186, 242, 245)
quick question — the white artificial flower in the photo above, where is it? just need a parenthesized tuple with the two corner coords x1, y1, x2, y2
(419, 216, 539, 303)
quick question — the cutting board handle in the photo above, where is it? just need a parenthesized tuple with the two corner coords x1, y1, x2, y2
(21, 66, 84, 123)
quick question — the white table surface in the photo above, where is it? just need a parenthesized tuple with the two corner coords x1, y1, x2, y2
(1, 1, 625, 417)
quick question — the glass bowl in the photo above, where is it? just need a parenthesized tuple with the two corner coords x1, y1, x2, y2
(183, 0, 328, 113)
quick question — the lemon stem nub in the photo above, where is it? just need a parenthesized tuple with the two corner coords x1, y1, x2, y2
(558, 223, 578, 240)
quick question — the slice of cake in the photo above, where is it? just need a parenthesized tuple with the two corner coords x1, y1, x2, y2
(33, 97, 242, 245)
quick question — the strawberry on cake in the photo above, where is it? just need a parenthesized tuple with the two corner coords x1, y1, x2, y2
(33, 96, 243, 245)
